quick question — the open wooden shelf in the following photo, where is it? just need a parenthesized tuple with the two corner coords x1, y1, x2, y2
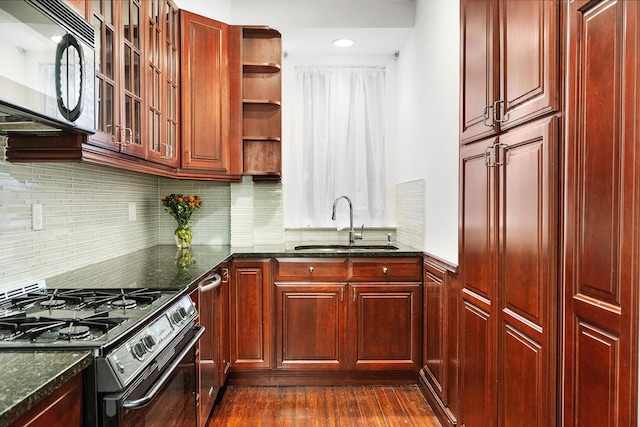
(240, 26, 282, 180)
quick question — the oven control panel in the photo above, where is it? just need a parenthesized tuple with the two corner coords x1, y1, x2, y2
(105, 295, 197, 388)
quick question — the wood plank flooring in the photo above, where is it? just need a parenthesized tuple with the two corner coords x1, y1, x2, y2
(206, 385, 442, 427)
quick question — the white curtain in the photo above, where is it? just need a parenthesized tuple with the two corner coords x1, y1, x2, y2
(286, 66, 387, 229)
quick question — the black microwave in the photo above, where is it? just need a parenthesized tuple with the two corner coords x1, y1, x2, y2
(0, 0, 95, 134)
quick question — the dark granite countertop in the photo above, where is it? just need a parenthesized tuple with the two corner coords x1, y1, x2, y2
(45, 242, 423, 294)
(0, 351, 92, 426)
(1, 241, 422, 425)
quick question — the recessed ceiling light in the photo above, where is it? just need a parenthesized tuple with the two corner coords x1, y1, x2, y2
(333, 39, 354, 48)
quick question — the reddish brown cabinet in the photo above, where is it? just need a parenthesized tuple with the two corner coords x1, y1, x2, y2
(89, 0, 146, 158)
(275, 283, 348, 370)
(460, 0, 559, 144)
(273, 257, 422, 373)
(145, 0, 180, 167)
(180, 11, 242, 179)
(9, 373, 83, 427)
(190, 265, 230, 427)
(274, 258, 348, 370)
(230, 258, 272, 369)
(348, 257, 422, 371)
(239, 27, 282, 180)
(563, 1, 640, 425)
(458, 117, 558, 427)
(420, 256, 458, 427)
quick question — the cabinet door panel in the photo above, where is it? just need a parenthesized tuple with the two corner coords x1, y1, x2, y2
(350, 284, 421, 370)
(423, 263, 445, 394)
(499, 0, 559, 130)
(564, 1, 639, 425)
(230, 259, 271, 368)
(459, 137, 496, 427)
(498, 117, 557, 427)
(460, 298, 492, 427)
(460, 0, 498, 144)
(275, 284, 347, 369)
(180, 12, 230, 172)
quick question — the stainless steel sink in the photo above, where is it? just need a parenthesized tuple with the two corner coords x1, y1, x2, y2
(294, 244, 399, 251)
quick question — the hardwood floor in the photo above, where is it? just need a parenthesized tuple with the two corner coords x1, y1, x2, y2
(206, 385, 442, 426)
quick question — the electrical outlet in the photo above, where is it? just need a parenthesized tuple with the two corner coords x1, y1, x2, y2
(32, 203, 43, 230)
(128, 202, 136, 221)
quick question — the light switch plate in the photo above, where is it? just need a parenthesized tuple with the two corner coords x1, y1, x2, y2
(32, 203, 43, 230)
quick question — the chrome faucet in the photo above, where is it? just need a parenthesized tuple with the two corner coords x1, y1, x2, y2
(331, 195, 363, 245)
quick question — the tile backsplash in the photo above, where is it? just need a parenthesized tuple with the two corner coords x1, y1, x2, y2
(0, 136, 233, 291)
(396, 179, 425, 250)
(0, 138, 414, 291)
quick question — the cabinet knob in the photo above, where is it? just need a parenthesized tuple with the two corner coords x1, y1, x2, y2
(309, 266, 314, 273)
(382, 267, 388, 274)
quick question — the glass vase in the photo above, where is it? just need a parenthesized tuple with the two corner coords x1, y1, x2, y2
(174, 225, 193, 248)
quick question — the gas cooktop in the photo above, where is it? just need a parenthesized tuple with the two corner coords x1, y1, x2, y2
(0, 284, 180, 350)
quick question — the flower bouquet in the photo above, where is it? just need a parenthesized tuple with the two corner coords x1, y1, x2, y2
(161, 194, 202, 248)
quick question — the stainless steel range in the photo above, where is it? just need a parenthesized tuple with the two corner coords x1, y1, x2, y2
(0, 280, 203, 427)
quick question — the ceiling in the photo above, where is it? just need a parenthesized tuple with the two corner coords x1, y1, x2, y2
(174, 0, 416, 56)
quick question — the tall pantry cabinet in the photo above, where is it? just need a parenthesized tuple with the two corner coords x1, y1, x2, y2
(563, 1, 639, 425)
(458, 0, 560, 426)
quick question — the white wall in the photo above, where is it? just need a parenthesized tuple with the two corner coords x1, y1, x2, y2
(395, 0, 459, 264)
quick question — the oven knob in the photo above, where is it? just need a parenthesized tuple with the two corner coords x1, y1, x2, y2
(142, 335, 156, 351)
(178, 307, 188, 318)
(131, 342, 146, 360)
(112, 356, 126, 374)
(170, 310, 184, 325)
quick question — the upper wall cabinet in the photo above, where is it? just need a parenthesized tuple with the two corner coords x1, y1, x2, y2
(460, 0, 559, 144)
(238, 27, 282, 181)
(145, 0, 180, 168)
(89, 0, 146, 159)
(179, 11, 242, 180)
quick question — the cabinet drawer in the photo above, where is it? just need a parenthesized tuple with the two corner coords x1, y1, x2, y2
(275, 258, 348, 281)
(350, 258, 422, 281)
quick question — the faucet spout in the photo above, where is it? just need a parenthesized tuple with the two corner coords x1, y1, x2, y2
(332, 195, 358, 244)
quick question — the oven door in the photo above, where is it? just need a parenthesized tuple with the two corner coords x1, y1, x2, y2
(102, 325, 204, 427)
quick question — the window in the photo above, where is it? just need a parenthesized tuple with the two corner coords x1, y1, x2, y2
(285, 66, 387, 228)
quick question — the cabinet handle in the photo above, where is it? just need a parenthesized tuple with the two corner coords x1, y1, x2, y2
(353, 288, 356, 302)
(308, 266, 314, 273)
(113, 124, 123, 145)
(483, 104, 493, 127)
(186, 151, 192, 164)
(382, 267, 388, 274)
(222, 267, 229, 283)
(340, 288, 343, 302)
(123, 127, 133, 146)
(199, 273, 222, 292)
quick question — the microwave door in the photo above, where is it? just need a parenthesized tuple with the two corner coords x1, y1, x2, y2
(0, 2, 65, 122)
(56, 32, 85, 122)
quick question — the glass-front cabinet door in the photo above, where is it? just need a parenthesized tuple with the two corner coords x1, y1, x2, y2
(145, 0, 180, 167)
(90, 0, 145, 159)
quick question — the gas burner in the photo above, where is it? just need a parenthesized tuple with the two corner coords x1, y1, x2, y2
(40, 299, 66, 310)
(58, 325, 91, 340)
(112, 299, 137, 310)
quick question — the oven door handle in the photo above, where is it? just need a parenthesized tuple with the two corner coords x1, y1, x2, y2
(199, 273, 222, 293)
(121, 325, 205, 409)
